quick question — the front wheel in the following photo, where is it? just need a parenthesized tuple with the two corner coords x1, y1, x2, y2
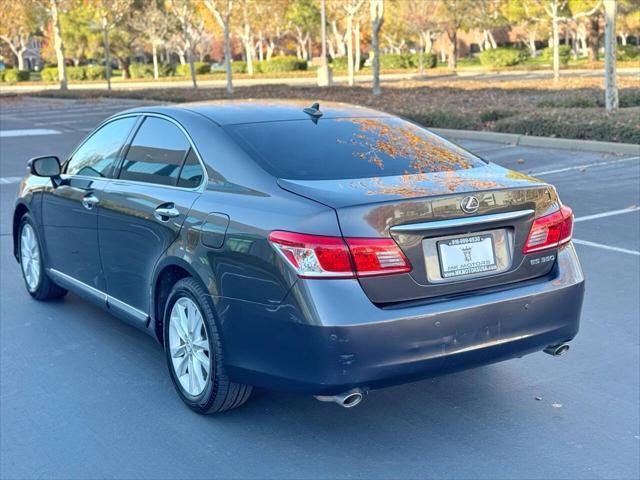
(18, 214, 67, 301)
(164, 277, 252, 414)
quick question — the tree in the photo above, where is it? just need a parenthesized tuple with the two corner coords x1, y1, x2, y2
(91, 0, 132, 90)
(235, 0, 256, 75)
(617, 1, 640, 45)
(603, 0, 617, 113)
(285, 0, 319, 61)
(204, 0, 233, 95)
(0, 0, 44, 70)
(168, 0, 200, 88)
(370, 0, 383, 95)
(435, 0, 474, 70)
(343, 0, 365, 86)
(48, 0, 67, 90)
(501, 0, 546, 57)
(131, 0, 170, 80)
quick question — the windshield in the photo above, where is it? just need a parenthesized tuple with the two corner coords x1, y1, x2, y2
(225, 117, 486, 180)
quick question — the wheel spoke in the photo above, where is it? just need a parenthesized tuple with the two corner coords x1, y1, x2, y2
(192, 356, 205, 390)
(170, 313, 188, 342)
(170, 344, 187, 359)
(174, 354, 189, 377)
(193, 347, 209, 367)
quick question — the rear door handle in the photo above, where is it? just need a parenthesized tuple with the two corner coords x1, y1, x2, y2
(82, 193, 99, 210)
(154, 204, 180, 222)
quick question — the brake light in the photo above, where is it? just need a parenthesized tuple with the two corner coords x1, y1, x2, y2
(268, 231, 411, 278)
(523, 206, 573, 254)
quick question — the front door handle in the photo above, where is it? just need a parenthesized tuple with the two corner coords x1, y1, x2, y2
(154, 204, 180, 222)
(82, 193, 99, 210)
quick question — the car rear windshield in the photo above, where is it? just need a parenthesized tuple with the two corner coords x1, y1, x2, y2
(225, 117, 486, 180)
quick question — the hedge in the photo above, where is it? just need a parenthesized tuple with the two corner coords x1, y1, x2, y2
(130, 63, 154, 78)
(42, 66, 87, 81)
(479, 47, 529, 67)
(85, 66, 106, 80)
(4, 69, 30, 83)
(617, 45, 640, 61)
(255, 56, 307, 73)
(541, 45, 572, 65)
(0, 70, 4, 82)
(410, 52, 437, 69)
(176, 62, 211, 76)
(231, 61, 246, 74)
(330, 56, 365, 70)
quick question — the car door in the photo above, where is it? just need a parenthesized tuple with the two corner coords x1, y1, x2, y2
(41, 116, 138, 292)
(98, 115, 205, 320)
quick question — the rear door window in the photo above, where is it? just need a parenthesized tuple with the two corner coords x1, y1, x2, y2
(225, 117, 486, 180)
(119, 117, 190, 186)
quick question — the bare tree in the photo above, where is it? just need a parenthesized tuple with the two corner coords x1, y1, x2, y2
(603, 0, 618, 113)
(131, 0, 170, 80)
(168, 0, 200, 88)
(236, 0, 255, 75)
(204, 0, 233, 95)
(49, 0, 67, 90)
(370, 0, 383, 95)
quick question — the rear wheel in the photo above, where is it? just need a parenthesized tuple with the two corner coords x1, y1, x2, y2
(164, 277, 252, 414)
(19, 215, 67, 301)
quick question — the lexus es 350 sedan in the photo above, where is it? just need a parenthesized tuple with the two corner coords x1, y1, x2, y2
(13, 101, 584, 413)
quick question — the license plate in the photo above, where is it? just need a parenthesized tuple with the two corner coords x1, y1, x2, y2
(437, 234, 497, 279)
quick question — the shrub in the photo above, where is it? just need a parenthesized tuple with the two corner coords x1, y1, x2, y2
(330, 56, 365, 70)
(85, 66, 106, 80)
(537, 96, 598, 108)
(480, 109, 515, 123)
(67, 66, 86, 81)
(541, 45, 571, 65)
(4, 69, 30, 83)
(409, 111, 477, 130)
(0, 70, 4, 82)
(479, 47, 529, 67)
(409, 52, 437, 69)
(379, 53, 412, 69)
(256, 56, 307, 73)
(158, 63, 175, 77)
(130, 63, 154, 78)
(41, 67, 58, 82)
(231, 61, 246, 73)
(176, 62, 211, 76)
(617, 45, 640, 61)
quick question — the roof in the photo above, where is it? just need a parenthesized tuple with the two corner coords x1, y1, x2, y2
(140, 100, 392, 126)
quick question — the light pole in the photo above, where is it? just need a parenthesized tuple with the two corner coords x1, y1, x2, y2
(317, 0, 332, 86)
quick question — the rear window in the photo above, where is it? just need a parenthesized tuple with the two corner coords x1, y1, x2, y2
(225, 117, 485, 180)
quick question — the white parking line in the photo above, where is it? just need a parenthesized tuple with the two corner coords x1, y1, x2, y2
(531, 156, 640, 176)
(0, 129, 61, 138)
(0, 176, 23, 184)
(574, 207, 640, 223)
(573, 239, 640, 256)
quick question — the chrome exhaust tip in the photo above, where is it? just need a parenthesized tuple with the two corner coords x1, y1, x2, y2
(314, 389, 365, 408)
(544, 343, 570, 356)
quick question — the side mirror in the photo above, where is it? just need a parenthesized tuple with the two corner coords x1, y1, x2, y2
(28, 156, 62, 186)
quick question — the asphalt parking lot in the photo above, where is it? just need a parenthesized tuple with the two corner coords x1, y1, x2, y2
(1, 97, 638, 480)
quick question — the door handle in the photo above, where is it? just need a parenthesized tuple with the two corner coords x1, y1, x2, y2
(82, 193, 99, 210)
(154, 204, 180, 222)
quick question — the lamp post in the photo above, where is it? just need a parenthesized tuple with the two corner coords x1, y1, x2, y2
(317, 0, 333, 86)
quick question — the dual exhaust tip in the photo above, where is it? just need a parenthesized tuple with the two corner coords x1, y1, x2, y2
(314, 389, 365, 408)
(315, 344, 570, 408)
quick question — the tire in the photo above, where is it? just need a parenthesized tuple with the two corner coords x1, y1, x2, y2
(164, 277, 252, 414)
(18, 214, 67, 301)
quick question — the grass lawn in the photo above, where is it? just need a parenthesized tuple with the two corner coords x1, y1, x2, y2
(17, 76, 640, 144)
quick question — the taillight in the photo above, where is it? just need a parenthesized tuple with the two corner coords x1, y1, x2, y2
(523, 206, 573, 254)
(268, 231, 411, 278)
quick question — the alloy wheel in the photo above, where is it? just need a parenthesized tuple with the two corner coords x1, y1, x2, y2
(20, 224, 41, 292)
(168, 297, 211, 397)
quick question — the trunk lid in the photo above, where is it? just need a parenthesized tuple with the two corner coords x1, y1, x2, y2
(278, 163, 561, 305)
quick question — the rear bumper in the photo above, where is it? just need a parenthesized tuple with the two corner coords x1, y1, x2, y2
(221, 244, 584, 395)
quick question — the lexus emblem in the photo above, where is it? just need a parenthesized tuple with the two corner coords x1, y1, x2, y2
(460, 195, 480, 214)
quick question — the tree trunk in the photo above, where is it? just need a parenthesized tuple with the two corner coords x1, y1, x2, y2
(587, 14, 600, 62)
(266, 41, 275, 60)
(487, 30, 497, 49)
(528, 26, 538, 57)
(552, 0, 560, 83)
(243, 23, 253, 75)
(346, 14, 355, 86)
(223, 20, 233, 95)
(604, 0, 618, 113)
(354, 20, 361, 72)
(17, 49, 25, 70)
(152, 43, 159, 79)
(102, 19, 111, 90)
(50, 0, 67, 90)
(620, 33, 627, 46)
(447, 29, 457, 70)
(371, 0, 383, 96)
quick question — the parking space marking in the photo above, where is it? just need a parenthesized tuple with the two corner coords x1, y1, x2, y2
(573, 239, 640, 256)
(531, 156, 639, 176)
(0, 176, 23, 184)
(575, 207, 640, 223)
(0, 128, 61, 138)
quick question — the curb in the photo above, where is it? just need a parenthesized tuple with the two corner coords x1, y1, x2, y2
(431, 128, 640, 155)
